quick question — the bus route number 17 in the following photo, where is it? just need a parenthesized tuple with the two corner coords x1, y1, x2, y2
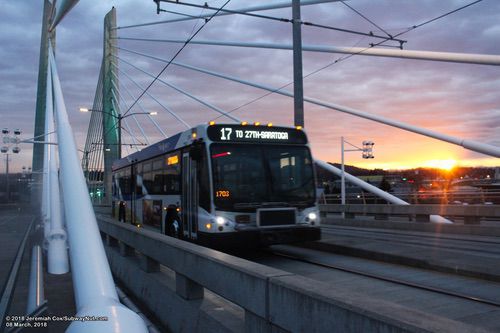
(220, 127, 233, 140)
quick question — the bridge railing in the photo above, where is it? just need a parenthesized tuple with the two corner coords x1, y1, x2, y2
(96, 216, 479, 333)
(320, 203, 500, 225)
(323, 190, 500, 205)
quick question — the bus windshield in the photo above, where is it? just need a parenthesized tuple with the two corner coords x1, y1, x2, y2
(211, 144, 316, 211)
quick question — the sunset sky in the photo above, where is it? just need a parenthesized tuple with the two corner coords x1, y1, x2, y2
(1, 0, 499, 173)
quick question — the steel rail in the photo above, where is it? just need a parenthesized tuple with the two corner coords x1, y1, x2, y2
(321, 227, 500, 255)
(322, 225, 500, 246)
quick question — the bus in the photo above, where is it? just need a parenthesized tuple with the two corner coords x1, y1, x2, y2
(112, 123, 320, 248)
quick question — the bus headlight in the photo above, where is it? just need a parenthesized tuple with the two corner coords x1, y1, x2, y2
(215, 216, 225, 225)
(308, 212, 317, 221)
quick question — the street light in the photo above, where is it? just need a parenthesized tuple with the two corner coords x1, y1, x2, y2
(2, 128, 23, 202)
(79, 107, 157, 158)
(341, 137, 374, 209)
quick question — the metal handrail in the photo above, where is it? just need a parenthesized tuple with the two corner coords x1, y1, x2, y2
(48, 42, 147, 333)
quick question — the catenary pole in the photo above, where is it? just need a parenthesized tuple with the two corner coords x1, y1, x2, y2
(292, 0, 305, 127)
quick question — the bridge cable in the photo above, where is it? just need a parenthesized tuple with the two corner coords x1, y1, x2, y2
(84, 65, 106, 185)
(216, 0, 487, 117)
(109, 80, 151, 145)
(112, 61, 191, 129)
(112, 98, 146, 151)
(109, 69, 169, 138)
(148, 0, 406, 45)
(115, 0, 341, 30)
(117, 55, 240, 122)
(121, 0, 232, 117)
(116, 0, 484, 122)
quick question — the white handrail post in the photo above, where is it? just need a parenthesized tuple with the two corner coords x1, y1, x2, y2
(27, 245, 45, 314)
(45, 65, 69, 275)
(48, 44, 147, 333)
(42, 68, 52, 246)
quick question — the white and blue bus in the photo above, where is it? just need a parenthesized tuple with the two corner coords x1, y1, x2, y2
(112, 123, 320, 248)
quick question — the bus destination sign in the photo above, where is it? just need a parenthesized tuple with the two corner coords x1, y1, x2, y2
(207, 124, 307, 144)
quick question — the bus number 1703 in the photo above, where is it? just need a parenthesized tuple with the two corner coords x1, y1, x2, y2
(216, 190, 230, 198)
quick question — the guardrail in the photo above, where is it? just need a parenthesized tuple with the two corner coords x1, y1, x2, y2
(97, 216, 480, 333)
(319, 204, 500, 224)
(323, 190, 500, 205)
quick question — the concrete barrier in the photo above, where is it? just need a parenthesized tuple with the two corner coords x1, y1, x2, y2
(98, 217, 486, 333)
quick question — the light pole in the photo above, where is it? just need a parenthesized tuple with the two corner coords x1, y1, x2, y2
(2, 128, 22, 202)
(341, 137, 374, 208)
(79, 107, 157, 159)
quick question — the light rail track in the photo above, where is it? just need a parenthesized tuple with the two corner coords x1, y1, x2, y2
(322, 225, 500, 256)
(266, 248, 500, 308)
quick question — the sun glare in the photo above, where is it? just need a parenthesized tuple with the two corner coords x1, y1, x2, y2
(422, 159, 457, 171)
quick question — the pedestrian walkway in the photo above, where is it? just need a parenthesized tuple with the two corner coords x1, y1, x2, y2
(0, 204, 76, 332)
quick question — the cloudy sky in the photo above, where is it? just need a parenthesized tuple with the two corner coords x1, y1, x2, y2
(1, 0, 499, 173)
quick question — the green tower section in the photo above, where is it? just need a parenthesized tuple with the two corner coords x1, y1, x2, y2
(102, 7, 120, 204)
(32, 0, 55, 207)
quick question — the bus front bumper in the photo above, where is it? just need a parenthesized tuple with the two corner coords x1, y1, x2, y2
(197, 225, 321, 249)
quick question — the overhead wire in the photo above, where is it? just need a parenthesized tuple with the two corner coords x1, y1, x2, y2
(218, 0, 487, 117)
(117, 53, 240, 122)
(114, 0, 485, 125)
(152, 0, 405, 45)
(112, 60, 191, 129)
(110, 70, 168, 138)
(115, 0, 342, 30)
(111, 98, 145, 151)
(121, 0, 232, 117)
(339, 0, 392, 38)
(110, 79, 151, 145)
(155, 0, 291, 23)
(394, 0, 484, 36)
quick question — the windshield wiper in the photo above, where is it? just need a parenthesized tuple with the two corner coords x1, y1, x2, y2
(234, 201, 291, 209)
(261, 202, 290, 207)
(289, 200, 314, 207)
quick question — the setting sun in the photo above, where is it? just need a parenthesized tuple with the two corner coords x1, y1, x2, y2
(422, 159, 457, 171)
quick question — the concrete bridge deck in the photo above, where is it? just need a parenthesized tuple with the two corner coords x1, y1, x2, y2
(3, 204, 499, 332)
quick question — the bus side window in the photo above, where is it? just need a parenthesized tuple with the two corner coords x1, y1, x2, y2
(135, 163, 143, 195)
(119, 169, 131, 196)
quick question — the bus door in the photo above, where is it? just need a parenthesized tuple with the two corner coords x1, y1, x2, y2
(182, 151, 198, 240)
